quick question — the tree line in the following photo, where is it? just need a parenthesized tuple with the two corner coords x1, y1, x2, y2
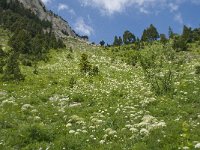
(99, 24, 200, 51)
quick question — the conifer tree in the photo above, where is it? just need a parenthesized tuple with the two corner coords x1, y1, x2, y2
(2, 51, 24, 81)
(123, 30, 136, 44)
(148, 24, 159, 41)
(141, 25, 159, 42)
(118, 36, 123, 46)
(141, 29, 148, 42)
(113, 36, 119, 46)
(182, 25, 192, 43)
(9, 30, 31, 54)
(80, 53, 91, 74)
(168, 26, 174, 39)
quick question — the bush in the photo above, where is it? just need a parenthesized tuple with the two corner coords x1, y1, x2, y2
(90, 66, 99, 76)
(79, 53, 91, 74)
(66, 53, 73, 59)
(173, 36, 188, 51)
(139, 46, 176, 96)
(71, 94, 85, 103)
(195, 66, 200, 74)
(21, 59, 32, 66)
(68, 76, 76, 88)
(2, 52, 24, 81)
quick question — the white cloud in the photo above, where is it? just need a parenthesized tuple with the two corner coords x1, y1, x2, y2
(80, 0, 167, 15)
(80, 0, 199, 16)
(168, 3, 179, 12)
(58, 3, 69, 11)
(58, 3, 76, 16)
(41, 0, 51, 4)
(74, 18, 94, 36)
(174, 13, 183, 24)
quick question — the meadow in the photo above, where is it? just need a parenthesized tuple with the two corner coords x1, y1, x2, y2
(0, 28, 200, 149)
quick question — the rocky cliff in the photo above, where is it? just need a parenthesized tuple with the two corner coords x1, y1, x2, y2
(14, 0, 82, 40)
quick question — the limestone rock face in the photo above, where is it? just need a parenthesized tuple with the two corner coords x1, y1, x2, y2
(15, 0, 80, 39)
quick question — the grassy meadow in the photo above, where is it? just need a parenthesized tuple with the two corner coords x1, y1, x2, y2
(0, 28, 200, 149)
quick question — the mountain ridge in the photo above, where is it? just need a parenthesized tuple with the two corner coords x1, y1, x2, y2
(12, 0, 88, 41)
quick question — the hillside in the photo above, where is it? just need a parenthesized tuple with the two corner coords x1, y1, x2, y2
(0, 27, 200, 149)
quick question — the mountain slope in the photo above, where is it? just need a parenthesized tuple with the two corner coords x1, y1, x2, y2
(1, 27, 200, 149)
(14, 0, 85, 40)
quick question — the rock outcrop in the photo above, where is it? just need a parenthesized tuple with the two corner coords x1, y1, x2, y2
(15, 0, 82, 40)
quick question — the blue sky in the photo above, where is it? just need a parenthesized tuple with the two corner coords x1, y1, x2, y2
(42, 0, 200, 44)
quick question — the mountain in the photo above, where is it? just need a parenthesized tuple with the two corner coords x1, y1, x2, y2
(12, 0, 87, 40)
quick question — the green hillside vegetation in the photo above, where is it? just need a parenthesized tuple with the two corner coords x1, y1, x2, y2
(1, 1, 200, 149)
(0, 0, 65, 81)
(1, 26, 200, 149)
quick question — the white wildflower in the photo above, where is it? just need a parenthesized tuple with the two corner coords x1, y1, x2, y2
(99, 140, 105, 144)
(195, 143, 200, 149)
(69, 130, 75, 134)
(21, 104, 33, 111)
(66, 123, 72, 128)
(140, 128, 149, 136)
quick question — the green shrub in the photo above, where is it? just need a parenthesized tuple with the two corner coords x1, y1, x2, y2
(67, 53, 74, 59)
(173, 36, 188, 51)
(21, 59, 32, 66)
(90, 66, 99, 76)
(195, 65, 200, 74)
(79, 53, 91, 74)
(139, 46, 176, 96)
(2, 52, 24, 81)
(68, 76, 76, 88)
(71, 94, 85, 103)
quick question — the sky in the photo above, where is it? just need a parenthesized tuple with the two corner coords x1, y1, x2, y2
(41, 0, 200, 44)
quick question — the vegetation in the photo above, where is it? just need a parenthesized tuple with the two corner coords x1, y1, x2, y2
(0, 0, 65, 80)
(0, 1, 200, 149)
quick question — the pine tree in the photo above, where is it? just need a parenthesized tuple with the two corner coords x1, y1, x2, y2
(123, 30, 136, 44)
(113, 36, 119, 46)
(118, 36, 123, 46)
(148, 24, 159, 41)
(168, 26, 174, 39)
(141, 29, 148, 42)
(2, 51, 24, 81)
(141, 25, 159, 42)
(9, 30, 31, 54)
(182, 25, 192, 43)
(79, 53, 91, 74)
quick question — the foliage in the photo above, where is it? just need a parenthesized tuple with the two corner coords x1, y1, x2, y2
(141, 24, 159, 42)
(79, 53, 92, 74)
(113, 36, 123, 46)
(91, 65, 99, 76)
(173, 36, 188, 51)
(195, 65, 200, 74)
(2, 51, 24, 81)
(68, 76, 76, 88)
(0, 45, 6, 73)
(138, 45, 181, 95)
(160, 34, 168, 45)
(123, 30, 136, 44)
(0, 36, 200, 149)
(168, 26, 175, 39)
(99, 40, 105, 46)
(182, 25, 193, 43)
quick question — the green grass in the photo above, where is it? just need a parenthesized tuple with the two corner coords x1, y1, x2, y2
(0, 28, 200, 149)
